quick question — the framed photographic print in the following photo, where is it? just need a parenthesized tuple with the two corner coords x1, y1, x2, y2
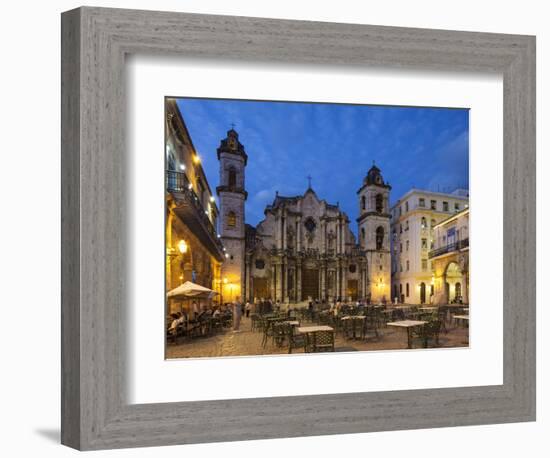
(61, 6, 536, 450)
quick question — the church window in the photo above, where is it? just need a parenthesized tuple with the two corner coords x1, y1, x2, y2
(406, 260, 410, 271)
(255, 259, 265, 270)
(406, 283, 410, 297)
(405, 201, 409, 212)
(375, 226, 384, 250)
(361, 195, 366, 210)
(406, 240, 409, 251)
(228, 167, 237, 187)
(349, 264, 357, 273)
(304, 217, 316, 233)
(421, 238, 427, 249)
(227, 211, 237, 228)
(361, 227, 365, 240)
(375, 194, 384, 213)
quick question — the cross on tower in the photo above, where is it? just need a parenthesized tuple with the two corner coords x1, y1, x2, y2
(307, 175, 312, 189)
(230, 122, 236, 130)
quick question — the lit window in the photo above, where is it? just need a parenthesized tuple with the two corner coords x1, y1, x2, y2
(227, 211, 237, 228)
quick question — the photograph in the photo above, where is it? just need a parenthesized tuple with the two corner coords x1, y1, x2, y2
(164, 97, 470, 358)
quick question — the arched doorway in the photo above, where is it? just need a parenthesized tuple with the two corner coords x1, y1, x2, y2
(420, 282, 426, 304)
(444, 261, 462, 304)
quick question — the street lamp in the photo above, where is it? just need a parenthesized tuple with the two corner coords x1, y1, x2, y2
(178, 239, 188, 254)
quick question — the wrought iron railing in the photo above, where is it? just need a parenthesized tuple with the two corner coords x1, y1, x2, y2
(428, 237, 469, 258)
(166, 170, 224, 253)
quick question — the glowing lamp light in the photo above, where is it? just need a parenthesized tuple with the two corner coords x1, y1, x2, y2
(193, 155, 201, 164)
(187, 183, 193, 190)
(177, 239, 188, 254)
(223, 277, 228, 284)
(179, 164, 185, 171)
(225, 253, 230, 259)
(210, 196, 215, 203)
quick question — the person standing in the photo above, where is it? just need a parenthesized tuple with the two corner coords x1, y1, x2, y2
(232, 300, 242, 332)
(245, 301, 251, 318)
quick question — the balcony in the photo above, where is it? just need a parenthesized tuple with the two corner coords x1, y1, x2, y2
(166, 170, 225, 261)
(428, 237, 469, 259)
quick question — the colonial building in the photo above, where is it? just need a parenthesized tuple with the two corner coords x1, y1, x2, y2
(165, 99, 225, 312)
(213, 125, 392, 303)
(429, 207, 470, 305)
(390, 188, 469, 304)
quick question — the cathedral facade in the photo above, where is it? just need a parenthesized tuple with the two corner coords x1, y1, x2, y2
(217, 128, 391, 304)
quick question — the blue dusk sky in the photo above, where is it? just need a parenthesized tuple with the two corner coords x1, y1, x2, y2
(176, 98, 469, 234)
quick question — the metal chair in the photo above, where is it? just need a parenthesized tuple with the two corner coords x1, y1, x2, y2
(311, 330, 335, 352)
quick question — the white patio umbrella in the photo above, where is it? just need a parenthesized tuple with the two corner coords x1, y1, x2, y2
(167, 281, 219, 315)
(167, 281, 218, 300)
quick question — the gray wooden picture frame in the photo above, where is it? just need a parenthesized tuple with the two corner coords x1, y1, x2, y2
(61, 6, 536, 451)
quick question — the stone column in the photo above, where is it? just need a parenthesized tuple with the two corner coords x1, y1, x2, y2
(342, 261, 348, 301)
(275, 262, 283, 302)
(336, 263, 341, 299)
(320, 220, 325, 254)
(297, 217, 302, 252)
(321, 264, 326, 300)
(296, 261, 302, 301)
(282, 261, 287, 303)
(271, 265, 277, 300)
(336, 220, 340, 255)
(282, 210, 287, 250)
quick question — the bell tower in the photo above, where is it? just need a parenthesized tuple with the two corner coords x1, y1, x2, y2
(357, 163, 391, 302)
(217, 128, 248, 302)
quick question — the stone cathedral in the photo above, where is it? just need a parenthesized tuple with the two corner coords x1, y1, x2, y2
(217, 128, 391, 304)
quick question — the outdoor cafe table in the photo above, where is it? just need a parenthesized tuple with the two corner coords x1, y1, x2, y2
(297, 325, 334, 333)
(453, 315, 470, 327)
(420, 307, 437, 312)
(387, 320, 427, 349)
(341, 316, 365, 339)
